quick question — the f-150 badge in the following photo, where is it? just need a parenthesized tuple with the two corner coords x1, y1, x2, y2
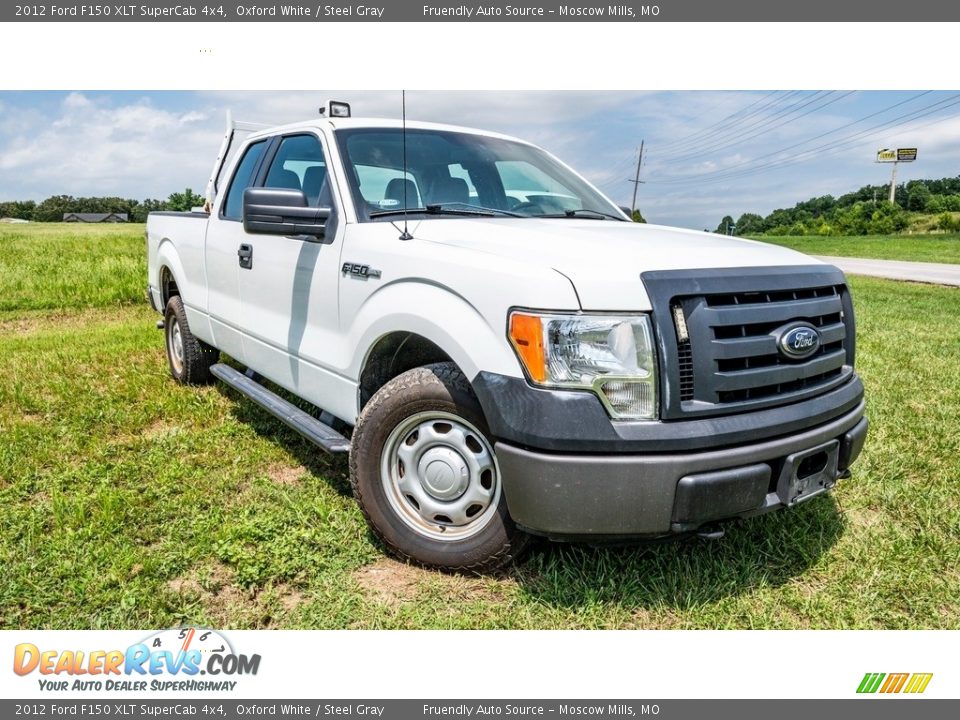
(342, 263, 382, 279)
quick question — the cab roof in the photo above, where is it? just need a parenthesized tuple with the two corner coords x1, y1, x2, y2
(247, 117, 530, 145)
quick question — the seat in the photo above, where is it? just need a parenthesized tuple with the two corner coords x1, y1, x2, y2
(428, 177, 470, 205)
(266, 168, 302, 191)
(384, 178, 420, 208)
(303, 166, 328, 206)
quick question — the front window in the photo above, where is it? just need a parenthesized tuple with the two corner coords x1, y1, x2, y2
(336, 128, 623, 221)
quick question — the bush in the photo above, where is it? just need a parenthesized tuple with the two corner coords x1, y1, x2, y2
(907, 182, 932, 211)
(937, 213, 960, 232)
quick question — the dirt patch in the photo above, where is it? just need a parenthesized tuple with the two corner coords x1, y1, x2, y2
(143, 418, 180, 440)
(167, 563, 305, 625)
(275, 584, 305, 612)
(353, 559, 425, 607)
(0, 306, 145, 336)
(267, 463, 305, 486)
(167, 563, 251, 624)
(353, 558, 516, 608)
(844, 505, 886, 530)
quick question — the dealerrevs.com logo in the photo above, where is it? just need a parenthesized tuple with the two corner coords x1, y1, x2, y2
(13, 628, 260, 692)
(857, 672, 933, 694)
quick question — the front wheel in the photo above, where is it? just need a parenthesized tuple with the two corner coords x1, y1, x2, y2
(350, 363, 528, 573)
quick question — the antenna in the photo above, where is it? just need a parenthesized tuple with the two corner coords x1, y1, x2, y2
(399, 89, 414, 241)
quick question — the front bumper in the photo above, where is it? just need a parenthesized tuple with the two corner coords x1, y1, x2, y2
(486, 382, 867, 538)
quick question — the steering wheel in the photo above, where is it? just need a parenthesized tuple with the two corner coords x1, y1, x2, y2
(510, 202, 544, 215)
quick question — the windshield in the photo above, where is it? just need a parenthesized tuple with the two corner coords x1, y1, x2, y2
(335, 128, 624, 221)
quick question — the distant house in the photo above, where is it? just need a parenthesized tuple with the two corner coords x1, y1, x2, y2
(0, 217, 30, 224)
(62, 213, 129, 223)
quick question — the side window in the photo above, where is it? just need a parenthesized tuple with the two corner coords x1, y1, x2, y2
(263, 134, 330, 207)
(222, 140, 267, 221)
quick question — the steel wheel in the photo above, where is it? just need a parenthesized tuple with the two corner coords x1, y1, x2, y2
(166, 317, 184, 375)
(380, 410, 501, 541)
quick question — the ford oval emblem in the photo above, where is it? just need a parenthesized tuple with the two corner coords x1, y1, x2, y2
(778, 323, 821, 360)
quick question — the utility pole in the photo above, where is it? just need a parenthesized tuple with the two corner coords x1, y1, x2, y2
(888, 160, 898, 204)
(629, 140, 645, 215)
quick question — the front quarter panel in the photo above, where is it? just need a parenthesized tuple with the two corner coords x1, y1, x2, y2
(338, 222, 581, 417)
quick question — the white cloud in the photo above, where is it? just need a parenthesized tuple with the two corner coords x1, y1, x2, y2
(1, 90, 957, 229)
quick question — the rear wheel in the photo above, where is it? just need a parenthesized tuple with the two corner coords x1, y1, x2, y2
(350, 362, 528, 572)
(164, 295, 219, 385)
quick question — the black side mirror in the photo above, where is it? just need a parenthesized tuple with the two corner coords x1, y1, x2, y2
(242, 187, 331, 239)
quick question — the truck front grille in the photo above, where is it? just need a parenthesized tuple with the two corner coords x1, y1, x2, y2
(701, 286, 847, 404)
(641, 266, 856, 420)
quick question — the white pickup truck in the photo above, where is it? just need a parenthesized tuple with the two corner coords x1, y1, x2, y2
(147, 103, 868, 571)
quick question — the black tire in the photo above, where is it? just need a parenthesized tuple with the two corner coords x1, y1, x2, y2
(164, 295, 219, 385)
(350, 362, 529, 573)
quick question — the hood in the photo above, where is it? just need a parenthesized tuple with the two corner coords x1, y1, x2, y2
(413, 218, 824, 310)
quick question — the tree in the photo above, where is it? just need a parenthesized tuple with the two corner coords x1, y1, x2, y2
(715, 216, 735, 235)
(734, 212, 764, 235)
(631, 209, 646, 223)
(907, 182, 932, 212)
(0, 200, 36, 220)
(166, 188, 205, 212)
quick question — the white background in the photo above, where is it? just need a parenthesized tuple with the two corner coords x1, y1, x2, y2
(1, 19, 956, 701)
(2, 630, 954, 699)
(0, 22, 957, 90)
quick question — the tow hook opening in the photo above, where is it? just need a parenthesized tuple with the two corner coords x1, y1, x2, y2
(797, 450, 829, 479)
(155, 320, 165, 330)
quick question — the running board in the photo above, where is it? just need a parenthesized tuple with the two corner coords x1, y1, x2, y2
(210, 363, 351, 453)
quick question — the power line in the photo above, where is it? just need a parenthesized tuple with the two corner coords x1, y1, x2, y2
(647, 95, 960, 187)
(653, 91, 932, 182)
(656, 91, 848, 162)
(652, 90, 808, 157)
(652, 90, 808, 155)
(653, 90, 786, 153)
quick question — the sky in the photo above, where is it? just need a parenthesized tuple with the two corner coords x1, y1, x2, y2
(1, 89, 958, 230)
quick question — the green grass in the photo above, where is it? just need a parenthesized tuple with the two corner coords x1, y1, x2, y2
(755, 233, 960, 265)
(0, 223, 146, 312)
(1, 223, 958, 629)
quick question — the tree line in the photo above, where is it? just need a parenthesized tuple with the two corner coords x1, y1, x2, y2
(715, 176, 960, 237)
(0, 189, 205, 223)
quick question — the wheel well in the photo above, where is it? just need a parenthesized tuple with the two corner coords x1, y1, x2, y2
(159, 266, 179, 305)
(359, 332, 456, 410)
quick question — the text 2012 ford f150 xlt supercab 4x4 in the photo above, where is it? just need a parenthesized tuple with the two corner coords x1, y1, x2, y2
(146, 103, 868, 571)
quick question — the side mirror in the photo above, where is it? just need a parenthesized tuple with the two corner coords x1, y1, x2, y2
(242, 187, 331, 239)
(619, 206, 634, 218)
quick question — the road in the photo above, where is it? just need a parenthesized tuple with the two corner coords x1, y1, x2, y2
(815, 255, 960, 287)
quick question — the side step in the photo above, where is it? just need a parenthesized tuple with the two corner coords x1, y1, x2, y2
(210, 363, 351, 453)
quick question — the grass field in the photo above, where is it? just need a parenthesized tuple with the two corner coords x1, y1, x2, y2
(1, 224, 958, 629)
(756, 233, 960, 265)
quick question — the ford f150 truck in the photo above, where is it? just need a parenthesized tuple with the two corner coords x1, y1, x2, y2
(146, 103, 868, 571)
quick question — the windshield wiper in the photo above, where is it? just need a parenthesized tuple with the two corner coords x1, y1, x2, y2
(369, 203, 522, 219)
(540, 208, 627, 221)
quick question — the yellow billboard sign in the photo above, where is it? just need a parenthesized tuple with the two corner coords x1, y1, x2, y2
(877, 148, 917, 162)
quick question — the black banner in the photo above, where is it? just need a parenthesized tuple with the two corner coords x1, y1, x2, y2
(5, 0, 960, 22)
(3, 700, 957, 719)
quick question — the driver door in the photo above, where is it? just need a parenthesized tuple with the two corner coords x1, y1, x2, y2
(236, 132, 346, 407)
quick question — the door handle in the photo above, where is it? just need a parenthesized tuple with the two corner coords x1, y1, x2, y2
(238, 243, 253, 269)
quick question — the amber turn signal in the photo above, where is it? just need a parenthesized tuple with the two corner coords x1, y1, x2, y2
(508, 313, 547, 383)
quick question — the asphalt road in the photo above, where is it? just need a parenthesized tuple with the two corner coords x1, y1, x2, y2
(815, 255, 960, 287)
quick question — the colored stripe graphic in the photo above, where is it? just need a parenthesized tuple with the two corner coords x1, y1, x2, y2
(880, 673, 909, 693)
(857, 673, 885, 693)
(904, 673, 933, 694)
(857, 672, 932, 694)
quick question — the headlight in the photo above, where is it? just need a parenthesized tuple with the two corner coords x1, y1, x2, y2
(508, 311, 658, 420)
